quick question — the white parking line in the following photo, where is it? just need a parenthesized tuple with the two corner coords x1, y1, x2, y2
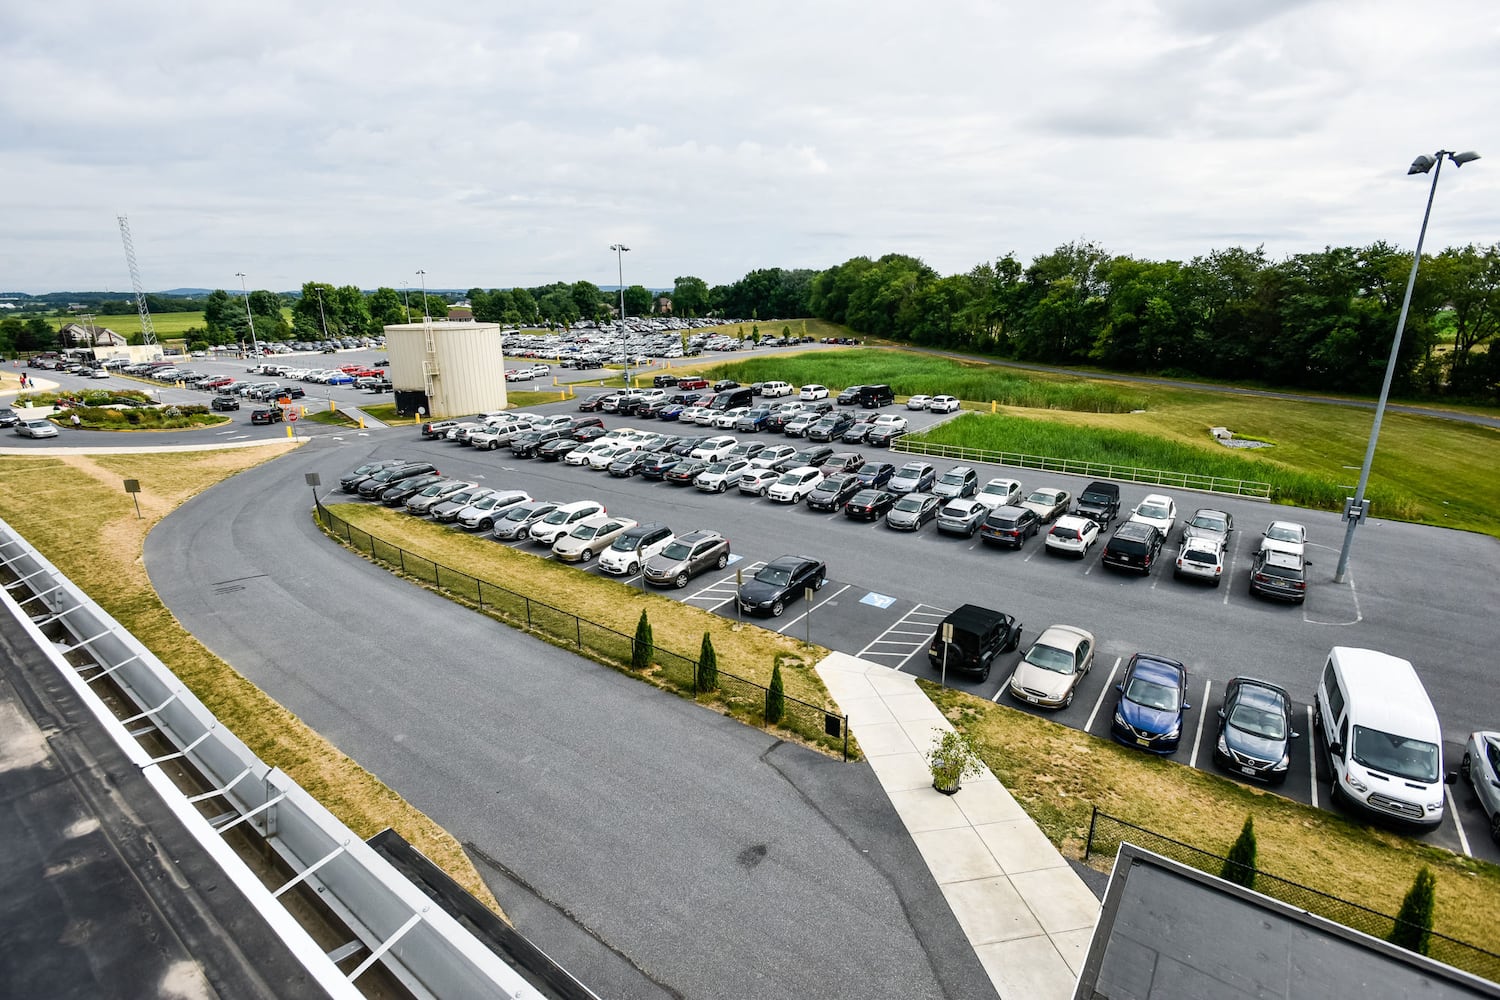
(1222, 543, 1240, 605)
(777, 583, 852, 633)
(1307, 705, 1319, 809)
(1188, 678, 1212, 768)
(1085, 657, 1122, 733)
(857, 603, 952, 658)
(993, 668, 1016, 703)
(1447, 785, 1472, 857)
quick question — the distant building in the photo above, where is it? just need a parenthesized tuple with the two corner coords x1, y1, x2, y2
(61, 323, 128, 346)
(656, 296, 673, 315)
(446, 306, 474, 322)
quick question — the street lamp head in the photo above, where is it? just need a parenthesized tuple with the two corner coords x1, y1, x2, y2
(1408, 155, 1436, 175)
(610, 244, 630, 253)
(1452, 150, 1481, 166)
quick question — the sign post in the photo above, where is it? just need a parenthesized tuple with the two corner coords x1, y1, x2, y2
(736, 568, 743, 620)
(123, 479, 141, 520)
(304, 472, 321, 509)
(804, 587, 814, 645)
(941, 621, 954, 688)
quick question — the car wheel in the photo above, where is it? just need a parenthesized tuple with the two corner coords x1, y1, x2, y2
(717, 481, 727, 493)
(1213, 577, 1222, 588)
(1490, 813, 1500, 845)
(814, 574, 825, 591)
(771, 600, 785, 617)
(675, 572, 689, 589)
(980, 662, 990, 682)
(580, 548, 595, 563)
(1063, 689, 1074, 708)
(480, 518, 493, 530)
(1462, 751, 1474, 784)
(488, 441, 500, 450)
(716, 553, 728, 569)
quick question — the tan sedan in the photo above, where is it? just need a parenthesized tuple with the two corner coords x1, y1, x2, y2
(552, 515, 638, 563)
(1007, 625, 1096, 709)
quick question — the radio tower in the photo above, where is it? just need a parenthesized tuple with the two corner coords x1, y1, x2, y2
(117, 215, 158, 346)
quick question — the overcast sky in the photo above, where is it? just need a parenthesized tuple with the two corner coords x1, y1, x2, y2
(3, 0, 1497, 295)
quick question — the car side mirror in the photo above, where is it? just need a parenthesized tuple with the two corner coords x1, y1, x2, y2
(1329, 742, 1343, 757)
(1290, 730, 1301, 740)
(1115, 683, 1124, 693)
(1182, 703, 1191, 711)
(1216, 709, 1225, 720)
(1445, 771, 1458, 785)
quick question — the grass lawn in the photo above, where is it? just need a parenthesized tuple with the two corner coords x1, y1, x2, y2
(360, 402, 419, 426)
(505, 389, 572, 407)
(925, 682, 1500, 972)
(323, 503, 847, 755)
(0, 449, 505, 916)
(87, 311, 207, 337)
(304, 409, 360, 427)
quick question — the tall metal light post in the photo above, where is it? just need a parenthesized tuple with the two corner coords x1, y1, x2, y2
(1333, 149, 1479, 583)
(400, 280, 411, 322)
(610, 244, 630, 386)
(416, 270, 430, 320)
(236, 272, 260, 358)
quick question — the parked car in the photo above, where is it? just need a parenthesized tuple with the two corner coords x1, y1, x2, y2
(1111, 654, 1192, 754)
(749, 444, 799, 469)
(211, 395, 241, 411)
(690, 435, 739, 461)
(540, 438, 583, 462)
(639, 452, 685, 480)
(528, 500, 606, 545)
(1101, 520, 1165, 574)
(1129, 494, 1178, 537)
(404, 479, 476, 515)
(695, 458, 752, 493)
(807, 473, 863, 512)
(510, 428, 568, 458)
(1073, 481, 1121, 525)
(1182, 508, 1234, 547)
(975, 478, 1023, 510)
(936, 498, 989, 537)
(644, 529, 731, 588)
(766, 466, 824, 504)
(835, 385, 865, 406)
(491, 500, 560, 540)
(587, 441, 643, 470)
(798, 384, 830, 400)
(1008, 625, 1095, 708)
(1248, 547, 1308, 603)
(607, 450, 661, 478)
(456, 490, 532, 530)
(844, 488, 897, 521)
(738, 467, 782, 497)
(431, 486, 496, 523)
(553, 515, 638, 563)
(737, 408, 775, 433)
(885, 492, 941, 531)
(852, 461, 897, 488)
(737, 554, 826, 616)
(889, 462, 937, 494)
(775, 445, 835, 473)
(15, 418, 59, 439)
(1213, 677, 1299, 784)
(662, 458, 710, 485)
(1261, 520, 1308, 558)
(338, 458, 406, 493)
(578, 392, 617, 412)
(1044, 515, 1100, 557)
(926, 604, 1021, 682)
(1461, 731, 1500, 843)
(761, 380, 794, 398)
(380, 473, 446, 507)
(1020, 488, 1071, 522)
(806, 412, 856, 442)
(1175, 537, 1227, 585)
(933, 466, 979, 500)
(864, 415, 909, 447)
(927, 395, 961, 413)
(599, 522, 675, 576)
(979, 505, 1041, 548)
(818, 451, 865, 477)
(906, 394, 933, 410)
(783, 412, 820, 438)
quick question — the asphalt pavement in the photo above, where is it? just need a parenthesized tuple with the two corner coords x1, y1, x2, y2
(144, 437, 999, 1000)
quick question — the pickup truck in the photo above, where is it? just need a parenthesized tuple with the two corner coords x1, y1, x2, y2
(1074, 481, 1121, 525)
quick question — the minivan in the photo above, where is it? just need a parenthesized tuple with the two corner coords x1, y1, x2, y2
(708, 386, 754, 411)
(856, 384, 894, 408)
(1314, 647, 1452, 829)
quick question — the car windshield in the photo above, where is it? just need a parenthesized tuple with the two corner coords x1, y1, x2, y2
(661, 541, 693, 560)
(420, 483, 446, 495)
(1228, 703, 1286, 740)
(899, 466, 925, 478)
(755, 566, 792, 586)
(777, 472, 805, 485)
(1125, 676, 1179, 711)
(940, 472, 966, 485)
(707, 462, 732, 474)
(613, 534, 643, 551)
(1192, 513, 1228, 531)
(572, 524, 601, 539)
(542, 509, 573, 524)
(1024, 644, 1075, 675)
(981, 484, 1010, 496)
(1351, 726, 1440, 783)
(1137, 502, 1171, 519)
(1267, 524, 1302, 543)
(1026, 491, 1053, 504)
(894, 497, 925, 512)
(504, 505, 538, 521)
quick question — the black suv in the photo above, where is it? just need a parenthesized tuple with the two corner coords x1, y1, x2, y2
(250, 407, 283, 425)
(979, 505, 1040, 548)
(1074, 481, 1121, 525)
(211, 395, 241, 411)
(926, 604, 1022, 682)
(836, 385, 865, 406)
(1249, 548, 1307, 603)
(356, 462, 438, 499)
(806, 412, 856, 442)
(807, 473, 863, 512)
(856, 384, 894, 408)
(1101, 520, 1165, 574)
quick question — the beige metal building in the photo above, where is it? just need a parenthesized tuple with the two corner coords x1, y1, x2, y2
(383, 321, 507, 418)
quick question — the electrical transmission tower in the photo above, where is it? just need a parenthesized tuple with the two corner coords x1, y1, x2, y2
(117, 215, 158, 346)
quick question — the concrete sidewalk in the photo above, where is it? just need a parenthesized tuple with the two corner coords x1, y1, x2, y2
(816, 651, 1099, 1000)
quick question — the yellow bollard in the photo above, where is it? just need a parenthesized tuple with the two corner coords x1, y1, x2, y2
(359, 417, 365, 429)
(329, 399, 337, 413)
(286, 425, 294, 439)
(991, 400, 997, 413)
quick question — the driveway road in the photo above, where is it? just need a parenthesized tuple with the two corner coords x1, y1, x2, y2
(145, 438, 997, 1000)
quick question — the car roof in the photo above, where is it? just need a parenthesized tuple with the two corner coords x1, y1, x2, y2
(1139, 493, 1173, 505)
(1181, 536, 1223, 553)
(1130, 654, 1186, 685)
(678, 528, 724, 543)
(1259, 549, 1304, 569)
(1115, 520, 1157, 539)
(1229, 677, 1290, 710)
(1053, 515, 1093, 530)
(1033, 624, 1093, 652)
(765, 554, 815, 570)
(946, 604, 1007, 632)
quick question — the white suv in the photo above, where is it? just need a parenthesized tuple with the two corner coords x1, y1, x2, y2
(528, 501, 606, 545)
(767, 466, 824, 504)
(761, 381, 794, 398)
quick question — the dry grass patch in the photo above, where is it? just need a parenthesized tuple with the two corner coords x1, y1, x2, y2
(324, 503, 846, 745)
(0, 448, 505, 917)
(924, 682, 1500, 948)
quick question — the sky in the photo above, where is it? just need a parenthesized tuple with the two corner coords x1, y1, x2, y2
(2, 0, 1498, 295)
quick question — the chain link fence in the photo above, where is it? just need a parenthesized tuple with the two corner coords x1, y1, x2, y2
(317, 503, 850, 759)
(1085, 808, 1500, 982)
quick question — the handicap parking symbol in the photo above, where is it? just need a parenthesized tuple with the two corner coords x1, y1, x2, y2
(860, 592, 897, 609)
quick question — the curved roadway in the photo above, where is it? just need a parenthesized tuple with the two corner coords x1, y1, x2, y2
(144, 434, 997, 1000)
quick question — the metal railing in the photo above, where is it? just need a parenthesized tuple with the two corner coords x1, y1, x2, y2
(1084, 808, 1500, 982)
(316, 503, 850, 760)
(890, 438, 1274, 499)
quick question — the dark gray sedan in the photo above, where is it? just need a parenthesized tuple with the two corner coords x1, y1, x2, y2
(643, 530, 730, 588)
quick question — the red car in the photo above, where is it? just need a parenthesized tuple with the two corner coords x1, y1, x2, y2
(676, 377, 709, 391)
(200, 377, 235, 389)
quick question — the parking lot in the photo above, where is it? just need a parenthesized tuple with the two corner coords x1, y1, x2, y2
(328, 395, 1500, 863)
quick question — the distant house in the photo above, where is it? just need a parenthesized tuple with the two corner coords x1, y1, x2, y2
(656, 296, 673, 315)
(61, 322, 128, 346)
(447, 306, 474, 322)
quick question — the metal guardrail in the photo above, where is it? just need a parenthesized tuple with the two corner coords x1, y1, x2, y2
(316, 502, 852, 760)
(890, 438, 1274, 499)
(1084, 808, 1500, 983)
(0, 519, 543, 999)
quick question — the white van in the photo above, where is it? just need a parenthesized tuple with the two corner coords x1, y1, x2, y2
(1314, 647, 1452, 828)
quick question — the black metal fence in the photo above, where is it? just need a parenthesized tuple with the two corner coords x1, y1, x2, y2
(316, 503, 850, 759)
(1084, 808, 1500, 982)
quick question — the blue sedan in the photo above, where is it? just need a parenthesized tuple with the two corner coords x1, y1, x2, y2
(1111, 654, 1190, 754)
(324, 373, 355, 385)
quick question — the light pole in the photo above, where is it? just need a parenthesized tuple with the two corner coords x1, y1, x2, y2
(400, 280, 411, 323)
(1333, 149, 1479, 583)
(236, 272, 260, 358)
(416, 270, 430, 320)
(315, 287, 331, 341)
(610, 244, 630, 386)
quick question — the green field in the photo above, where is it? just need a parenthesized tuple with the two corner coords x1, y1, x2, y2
(85, 311, 207, 337)
(705, 348, 1500, 536)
